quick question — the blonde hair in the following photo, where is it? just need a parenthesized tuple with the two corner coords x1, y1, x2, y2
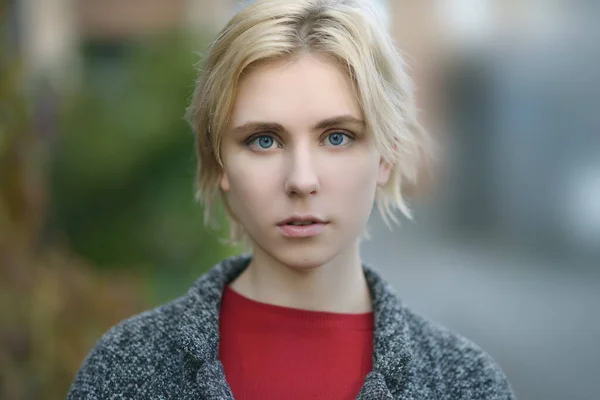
(187, 0, 433, 243)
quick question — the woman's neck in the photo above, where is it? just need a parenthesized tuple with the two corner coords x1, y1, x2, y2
(229, 243, 372, 314)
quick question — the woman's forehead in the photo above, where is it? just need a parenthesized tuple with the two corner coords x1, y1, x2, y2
(230, 54, 363, 129)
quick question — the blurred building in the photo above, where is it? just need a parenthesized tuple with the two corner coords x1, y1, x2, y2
(13, 0, 240, 90)
(79, 0, 237, 39)
(408, 0, 600, 260)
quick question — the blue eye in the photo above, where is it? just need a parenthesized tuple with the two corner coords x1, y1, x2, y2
(325, 132, 351, 146)
(249, 135, 278, 150)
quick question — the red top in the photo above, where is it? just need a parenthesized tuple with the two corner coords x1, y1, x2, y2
(218, 285, 374, 400)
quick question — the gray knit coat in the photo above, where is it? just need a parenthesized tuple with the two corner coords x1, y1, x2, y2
(68, 254, 516, 399)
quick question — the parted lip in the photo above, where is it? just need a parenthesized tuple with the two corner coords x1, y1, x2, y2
(277, 215, 328, 226)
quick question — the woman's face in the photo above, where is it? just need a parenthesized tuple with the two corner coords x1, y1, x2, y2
(219, 54, 391, 269)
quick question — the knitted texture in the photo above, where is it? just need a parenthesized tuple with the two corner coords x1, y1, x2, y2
(68, 254, 516, 399)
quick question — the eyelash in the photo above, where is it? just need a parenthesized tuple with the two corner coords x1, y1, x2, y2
(245, 131, 354, 150)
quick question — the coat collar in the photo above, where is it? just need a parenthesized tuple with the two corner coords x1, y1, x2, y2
(177, 254, 413, 399)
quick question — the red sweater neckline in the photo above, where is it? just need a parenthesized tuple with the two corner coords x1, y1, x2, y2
(223, 285, 374, 331)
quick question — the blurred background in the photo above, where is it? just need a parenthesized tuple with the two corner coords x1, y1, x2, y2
(1, 0, 598, 399)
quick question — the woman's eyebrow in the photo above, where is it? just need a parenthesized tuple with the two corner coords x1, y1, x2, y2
(231, 122, 284, 135)
(313, 115, 365, 130)
(230, 115, 365, 134)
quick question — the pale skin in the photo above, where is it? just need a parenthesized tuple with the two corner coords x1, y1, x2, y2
(219, 53, 391, 314)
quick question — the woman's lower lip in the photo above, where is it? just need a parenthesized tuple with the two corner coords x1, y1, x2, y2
(277, 222, 328, 238)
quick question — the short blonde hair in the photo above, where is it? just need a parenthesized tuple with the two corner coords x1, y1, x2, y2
(187, 0, 433, 243)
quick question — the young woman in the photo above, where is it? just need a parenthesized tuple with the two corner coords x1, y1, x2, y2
(68, 0, 515, 399)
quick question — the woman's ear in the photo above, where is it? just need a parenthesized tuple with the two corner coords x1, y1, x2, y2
(220, 170, 231, 192)
(377, 156, 392, 186)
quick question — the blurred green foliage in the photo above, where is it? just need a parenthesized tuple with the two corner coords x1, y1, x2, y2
(52, 34, 236, 302)
(1, 30, 237, 399)
(1, 41, 147, 400)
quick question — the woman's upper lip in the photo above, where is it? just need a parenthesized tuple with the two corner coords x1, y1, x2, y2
(277, 215, 328, 225)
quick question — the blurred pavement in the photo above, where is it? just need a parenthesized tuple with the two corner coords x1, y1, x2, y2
(362, 212, 600, 400)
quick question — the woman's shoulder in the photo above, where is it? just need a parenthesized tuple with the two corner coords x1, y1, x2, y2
(401, 305, 516, 399)
(67, 294, 190, 399)
(91, 292, 189, 355)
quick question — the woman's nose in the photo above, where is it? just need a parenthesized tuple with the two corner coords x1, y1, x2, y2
(284, 148, 320, 197)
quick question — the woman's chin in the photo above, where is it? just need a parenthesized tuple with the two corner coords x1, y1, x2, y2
(268, 243, 342, 271)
